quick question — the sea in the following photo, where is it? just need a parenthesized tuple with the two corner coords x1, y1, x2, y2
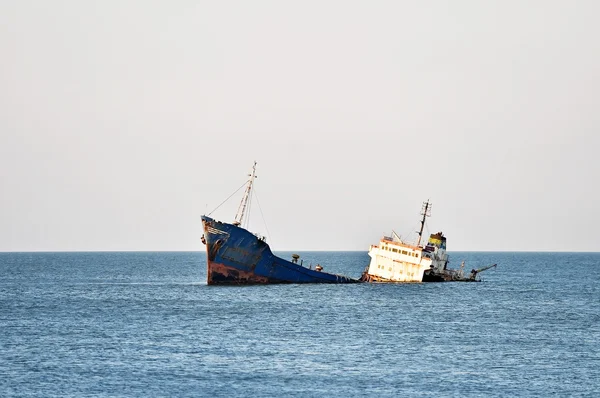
(1, 251, 598, 397)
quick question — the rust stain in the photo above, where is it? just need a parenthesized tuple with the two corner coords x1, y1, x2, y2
(207, 260, 273, 285)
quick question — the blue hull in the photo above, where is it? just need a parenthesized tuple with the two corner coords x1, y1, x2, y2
(201, 216, 358, 285)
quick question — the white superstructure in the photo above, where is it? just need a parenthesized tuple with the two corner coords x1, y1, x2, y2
(361, 201, 454, 282)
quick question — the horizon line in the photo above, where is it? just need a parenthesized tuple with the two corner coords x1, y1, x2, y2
(1, 250, 599, 254)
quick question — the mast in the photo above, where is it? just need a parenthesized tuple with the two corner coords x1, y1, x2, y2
(416, 199, 431, 247)
(233, 161, 258, 227)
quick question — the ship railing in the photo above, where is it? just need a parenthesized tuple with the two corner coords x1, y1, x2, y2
(253, 232, 267, 242)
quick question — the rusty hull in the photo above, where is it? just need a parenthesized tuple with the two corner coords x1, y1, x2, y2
(207, 261, 274, 285)
(201, 215, 358, 285)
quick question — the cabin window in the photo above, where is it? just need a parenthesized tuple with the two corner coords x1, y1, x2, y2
(393, 248, 398, 253)
(401, 250, 407, 255)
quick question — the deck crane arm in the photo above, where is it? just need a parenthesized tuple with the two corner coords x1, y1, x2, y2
(469, 263, 497, 280)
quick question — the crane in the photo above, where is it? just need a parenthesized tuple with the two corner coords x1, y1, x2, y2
(468, 263, 497, 281)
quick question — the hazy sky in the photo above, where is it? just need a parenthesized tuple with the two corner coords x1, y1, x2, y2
(1, 1, 598, 252)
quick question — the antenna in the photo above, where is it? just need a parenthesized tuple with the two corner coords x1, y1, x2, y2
(416, 199, 432, 247)
(233, 161, 258, 227)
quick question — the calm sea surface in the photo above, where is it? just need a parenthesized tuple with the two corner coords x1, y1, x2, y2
(1, 251, 599, 397)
